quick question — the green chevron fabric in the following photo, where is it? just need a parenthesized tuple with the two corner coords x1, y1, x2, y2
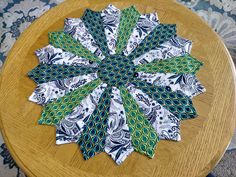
(130, 78, 197, 119)
(38, 79, 102, 125)
(48, 31, 101, 63)
(119, 86, 159, 158)
(128, 24, 176, 60)
(78, 87, 112, 160)
(28, 63, 98, 84)
(81, 9, 109, 56)
(115, 6, 140, 54)
(136, 54, 203, 74)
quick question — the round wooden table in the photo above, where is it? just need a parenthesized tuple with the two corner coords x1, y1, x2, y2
(0, 0, 236, 176)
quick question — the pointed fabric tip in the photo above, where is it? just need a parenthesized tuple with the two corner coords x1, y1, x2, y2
(81, 9, 109, 56)
(133, 36, 192, 65)
(78, 87, 112, 160)
(56, 83, 107, 145)
(136, 54, 204, 74)
(63, 18, 105, 60)
(126, 84, 181, 141)
(119, 86, 159, 158)
(115, 6, 141, 54)
(137, 72, 206, 98)
(130, 78, 197, 120)
(101, 4, 121, 55)
(38, 78, 102, 125)
(28, 73, 98, 105)
(123, 12, 160, 56)
(48, 31, 101, 63)
(28, 63, 98, 84)
(105, 87, 134, 165)
(128, 24, 176, 60)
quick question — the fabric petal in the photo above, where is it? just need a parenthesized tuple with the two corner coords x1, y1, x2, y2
(136, 54, 203, 74)
(124, 13, 159, 56)
(35, 44, 99, 67)
(127, 24, 176, 60)
(78, 87, 112, 160)
(119, 86, 159, 158)
(133, 36, 192, 65)
(28, 63, 98, 84)
(127, 84, 181, 141)
(38, 78, 102, 125)
(64, 18, 105, 60)
(48, 31, 101, 63)
(137, 72, 206, 98)
(56, 83, 107, 144)
(101, 4, 121, 55)
(115, 6, 140, 54)
(29, 73, 98, 105)
(130, 78, 197, 119)
(81, 9, 109, 56)
(105, 87, 134, 165)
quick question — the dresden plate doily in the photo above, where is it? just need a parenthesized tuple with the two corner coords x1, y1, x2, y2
(28, 4, 205, 165)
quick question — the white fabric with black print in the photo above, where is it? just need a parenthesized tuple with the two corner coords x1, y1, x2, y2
(137, 72, 206, 98)
(29, 73, 98, 105)
(35, 44, 99, 67)
(124, 13, 160, 56)
(133, 36, 192, 65)
(127, 83, 181, 141)
(105, 87, 134, 165)
(56, 83, 107, 145)
(101, 4, 121, 55)
(64, 18, 105, 59)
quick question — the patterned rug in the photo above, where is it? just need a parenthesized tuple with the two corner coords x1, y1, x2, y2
(0, 0, 235, 176)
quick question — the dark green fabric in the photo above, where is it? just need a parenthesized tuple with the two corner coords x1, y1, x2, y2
(97, 54, 135, 86)
(82, 9, 109, 56)
(115, 6, 140, 54)
(78, 87, 112, 160)
(48, 31, 101, 63)
(136, 54, 203, 74)
(130, 78, 197, 119)
(120, 86, 159, 158)
(128, 24, 176, 60)
(38, 79, 102, 125)
(28, 63, 98, 84)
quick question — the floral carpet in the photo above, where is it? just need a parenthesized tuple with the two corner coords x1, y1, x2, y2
(0, 0, 235, 176)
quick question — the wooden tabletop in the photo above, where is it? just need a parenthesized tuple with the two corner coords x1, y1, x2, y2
(0, 0, 236, 176)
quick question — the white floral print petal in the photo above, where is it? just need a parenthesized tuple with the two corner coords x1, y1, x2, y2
(101, 4, 121, 55)
(127, 83, 181, 141)
(29, 73, 98, 105)
(137, 72, 206, 98)
(133, 36, 192, 65)
(105, 87, 134, 165)
(56, 83, 107, 145)
(64, 18, 105, 59)
(124, 13, 159, 56)
(35, 44, 98, 67)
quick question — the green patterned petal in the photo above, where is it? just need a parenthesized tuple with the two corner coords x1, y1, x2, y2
(81, 9, 109, 56)
(115, 6, 140, 54)
(28, 63, 98, 84)
(130, 78, 197, 119)
(128, 24, 176, 60)
(119, 86, 159, 158)
(38, 78, 102, 125)
(136, 54, 203, 74)
(78, 87, 112, 160)
(48, 31, 101, 63)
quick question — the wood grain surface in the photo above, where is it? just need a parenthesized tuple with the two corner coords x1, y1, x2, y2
(0, 0, 236, 176)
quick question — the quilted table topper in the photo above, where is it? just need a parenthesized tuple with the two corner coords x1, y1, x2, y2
(28, 4, 205, 165)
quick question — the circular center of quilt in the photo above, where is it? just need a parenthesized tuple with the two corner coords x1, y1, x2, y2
(97, 55, 135, 86)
